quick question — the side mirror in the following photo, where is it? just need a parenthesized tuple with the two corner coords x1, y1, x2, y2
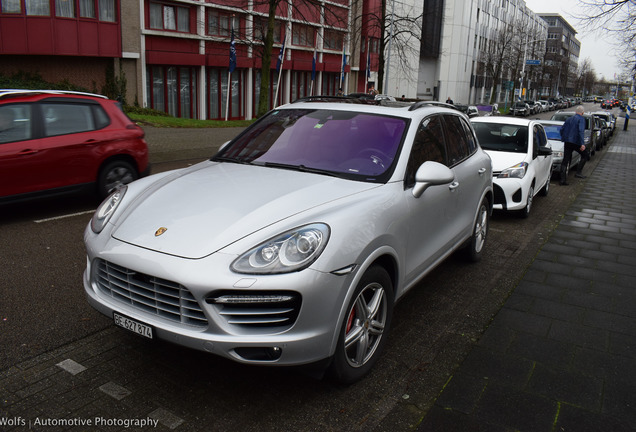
(413, 161, 455, 198)
(538, 146, 552, 156)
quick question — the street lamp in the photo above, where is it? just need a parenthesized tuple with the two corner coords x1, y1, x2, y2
(519, 37, 544, 100)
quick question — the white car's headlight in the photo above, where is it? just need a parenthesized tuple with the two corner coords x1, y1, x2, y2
(498, 162, 528, 179)
(231, 223, 330, 274)
(91, 185, 127, 234)
(553, 150, 564, 159)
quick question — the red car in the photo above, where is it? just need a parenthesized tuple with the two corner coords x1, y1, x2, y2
(0, 90, 149, 203)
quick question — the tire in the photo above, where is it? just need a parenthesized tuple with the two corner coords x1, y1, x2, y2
(519, 184, 534, 218)
(97, 160, 138, 198)
(463, 198, 489, 262)
(329, 266, 393, 384)
(539, 176, 550, 197)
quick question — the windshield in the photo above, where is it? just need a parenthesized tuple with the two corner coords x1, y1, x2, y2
(542, 124, 562, 140)
(472, 123, 528, 153)
(214, 108, 407, 182)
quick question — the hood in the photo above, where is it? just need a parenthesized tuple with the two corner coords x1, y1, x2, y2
(485, 150, 530, 172)
(112, 162, 377, 259)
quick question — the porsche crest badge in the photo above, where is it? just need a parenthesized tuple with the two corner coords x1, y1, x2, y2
(155, 227, 168, 237)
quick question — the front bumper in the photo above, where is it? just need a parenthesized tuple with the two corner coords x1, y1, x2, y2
(492, 177, 529, 211)
(83, 239, 354, 366)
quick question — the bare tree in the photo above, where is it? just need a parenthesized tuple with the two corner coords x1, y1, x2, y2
(574, 0, 636, 72)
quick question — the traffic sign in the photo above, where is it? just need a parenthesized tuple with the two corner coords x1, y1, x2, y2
(525, 59, 541, 65)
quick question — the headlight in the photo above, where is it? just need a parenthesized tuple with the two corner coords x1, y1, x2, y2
(553, 151, 564, 159)
(498, 162, 528, 179)
(91, 185, 127, 233)
(231, 223, 330, 274)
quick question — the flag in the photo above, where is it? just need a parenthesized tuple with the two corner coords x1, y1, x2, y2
(341, 45, 347, 84)
(276, 32, 286, 73)
(366, 39, 371, 79)
(311, 44, 317, 81)
(229, 27, 236, 73)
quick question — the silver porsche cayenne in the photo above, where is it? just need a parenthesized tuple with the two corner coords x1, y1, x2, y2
(83, 99, 493, 383)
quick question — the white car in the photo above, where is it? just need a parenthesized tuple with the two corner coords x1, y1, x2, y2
(84, 99, 493, 383)
(471, 117, 552, 218)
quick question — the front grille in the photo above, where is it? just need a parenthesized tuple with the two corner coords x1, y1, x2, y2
(95, 259, 207, 328)
(206, 291, 301, 329)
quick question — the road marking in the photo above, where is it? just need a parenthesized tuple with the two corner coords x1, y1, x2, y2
(34, 210, 95, 223)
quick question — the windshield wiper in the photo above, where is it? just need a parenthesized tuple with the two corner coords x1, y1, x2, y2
(212, 155, 252, 165)
(259, 162, 341, 177)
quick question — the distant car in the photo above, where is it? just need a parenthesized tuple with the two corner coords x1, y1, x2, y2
(592, 111, 616, 136)
(601, 100, 613, 109)
(454, 104, 480, 117)
(550, 111, 598, 155)
(83, 98, 493, 383)
(471, 117, 552, 218)
(537, 100, 549, 112)
(0, 89, 150, 203)
(510, 102, 530, 117)
(539, 120, 581, 177)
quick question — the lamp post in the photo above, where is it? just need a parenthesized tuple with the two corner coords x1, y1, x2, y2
(519, 37, 544, 101)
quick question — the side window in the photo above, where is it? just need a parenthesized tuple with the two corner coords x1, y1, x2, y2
(0, 104, 32, 144)
(533, 125, 547, 158)
(459, 117, 478, 153)
(405, 115, 446, 187)
(42, 103, 96, 136)
(93, 105, 111, 129)
(442, 115, 470, 166)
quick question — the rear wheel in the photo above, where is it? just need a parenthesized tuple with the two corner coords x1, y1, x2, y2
(463, 198, 489, 262)
(329, 266, 393, 384)
(97, 160, 138, 198)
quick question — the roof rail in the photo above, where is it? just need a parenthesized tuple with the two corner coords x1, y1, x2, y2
(0, 89, 108, 100)
(408, 101, 455, 111)
(291, 95, 375, 104)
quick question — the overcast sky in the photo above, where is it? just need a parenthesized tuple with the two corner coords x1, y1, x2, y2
(525, 0, 622, 80)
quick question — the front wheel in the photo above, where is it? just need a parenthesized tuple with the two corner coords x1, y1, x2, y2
(329, 266, 393, 384)
(519, 184, 534, 218)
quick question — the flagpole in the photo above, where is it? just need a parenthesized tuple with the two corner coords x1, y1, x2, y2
(365, 38, 370, 92)
(274, 32, 287, 108)
(224, 70, 231, 121)
(225, 19, 236, 121)
(310, 41, 317, 96)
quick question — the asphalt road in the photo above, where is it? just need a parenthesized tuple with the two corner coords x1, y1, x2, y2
(0, 104, 611, 430)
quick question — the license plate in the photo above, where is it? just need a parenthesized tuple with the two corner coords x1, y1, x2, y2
(114, 313, 153, 339)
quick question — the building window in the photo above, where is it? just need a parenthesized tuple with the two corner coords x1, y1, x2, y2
(26, 0, 49, 15)
(253, 17, 282, 44)
(323, 30, 343, 51)
(79, 0, 94, 17)
(208, 10, 238, 37)
(99, 0, 115, 21)
(1, 0, 21, 13)
(55, 0, 75, 17)
(292, 24, 314, 47)
(146, 66, 198, 119)
(208, 67, 243, 120)
(150, 2, 190, 32)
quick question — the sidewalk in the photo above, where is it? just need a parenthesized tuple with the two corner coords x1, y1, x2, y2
(418, 121, 636, 431)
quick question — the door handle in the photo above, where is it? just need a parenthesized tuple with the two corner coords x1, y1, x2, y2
(478, 168, 487, 175)
(19, 149, 38, 155)
(449, 182, 460, 190)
